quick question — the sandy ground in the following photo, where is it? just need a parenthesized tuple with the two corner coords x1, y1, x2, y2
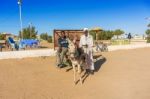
(0, 48, 150, 99)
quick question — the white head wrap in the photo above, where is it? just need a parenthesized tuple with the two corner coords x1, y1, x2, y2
(83, 28, 89, 32)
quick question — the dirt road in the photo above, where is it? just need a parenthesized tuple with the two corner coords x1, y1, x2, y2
(0, 48, 150, 99)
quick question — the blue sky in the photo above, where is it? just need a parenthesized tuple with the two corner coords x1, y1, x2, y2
(0, 0, 150, 35)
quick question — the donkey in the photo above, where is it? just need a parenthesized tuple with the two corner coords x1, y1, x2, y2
(67, 38, 84, 85)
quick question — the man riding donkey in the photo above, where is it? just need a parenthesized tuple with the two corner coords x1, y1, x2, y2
(56, 29, 95, 74)
(66, 29, 95, 84)
(79, 28, 95, 75)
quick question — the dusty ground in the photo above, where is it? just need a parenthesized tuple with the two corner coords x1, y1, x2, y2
(0, 48, 150, 99)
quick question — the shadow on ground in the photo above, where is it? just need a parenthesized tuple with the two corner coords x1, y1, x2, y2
(81, 56, 106, 84)
(58, 54, 106, 84)
(94, 56, 106, 72)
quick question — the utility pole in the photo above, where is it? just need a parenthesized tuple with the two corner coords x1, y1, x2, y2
(18, 0, 23, 39)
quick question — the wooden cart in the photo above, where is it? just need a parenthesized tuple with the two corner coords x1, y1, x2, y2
(53, 29, 84, 50)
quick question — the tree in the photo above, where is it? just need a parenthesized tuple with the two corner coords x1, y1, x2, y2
(89, 31, 96, 40)
(147, 24, 150, 28)
(96, 30, 114, 40)
(0, 33, 5, 40)
(105, 30, 114, 40)
(98, 31, 106, 40)
(47, 35, 52, 43)
(90, 30, 114, 40)
(145, 29, 150, 43)
(89, 29, 124, 40)
(40, 33, 49, 40)
(19, 26, 38, 39)
(40, 33, 52, 43)
(113, 29, 124, 39)
(146, 29, 150, 36)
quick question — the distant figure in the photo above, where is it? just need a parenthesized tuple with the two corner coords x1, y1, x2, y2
(128, 33, 132, 42)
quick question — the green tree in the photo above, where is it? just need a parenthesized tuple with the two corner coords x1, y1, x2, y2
(19, 26, 38, 39)
(47, 36, 52, 43)
(96, 30, 114, 40)
(0, 33, 5, 40)
(113, 29, 124, 39)
(89, 31, 96, 40)
(147, 24, 150, 28)
(40, 33, 49, 40)
(90, 29, 123, 40)
(98, 31, 106, 40)
(145, 29, 150, 43)
(40, 33, 52, 43)
(105, 30, 114, 40)
(146, 29, 150, 36)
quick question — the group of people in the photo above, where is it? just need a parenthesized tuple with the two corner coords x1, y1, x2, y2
(56, 28, 95, 74)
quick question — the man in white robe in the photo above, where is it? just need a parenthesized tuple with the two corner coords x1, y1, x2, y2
(79, 28, 94, 74)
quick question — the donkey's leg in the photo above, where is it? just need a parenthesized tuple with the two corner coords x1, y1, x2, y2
(73, 64, 76, 84)
(80, 54, 86, 70)
(77, 64, 82, 85)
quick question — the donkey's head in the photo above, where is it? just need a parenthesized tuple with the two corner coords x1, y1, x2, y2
(68, 41, 76, 58)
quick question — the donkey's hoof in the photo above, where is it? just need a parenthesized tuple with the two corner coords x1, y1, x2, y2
(80, 80, 83, 85)
(74, 81, 76, 85)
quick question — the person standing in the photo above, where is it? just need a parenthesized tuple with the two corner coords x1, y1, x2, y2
(79, 28, 94, 74)
(128, 33, 132, 43)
